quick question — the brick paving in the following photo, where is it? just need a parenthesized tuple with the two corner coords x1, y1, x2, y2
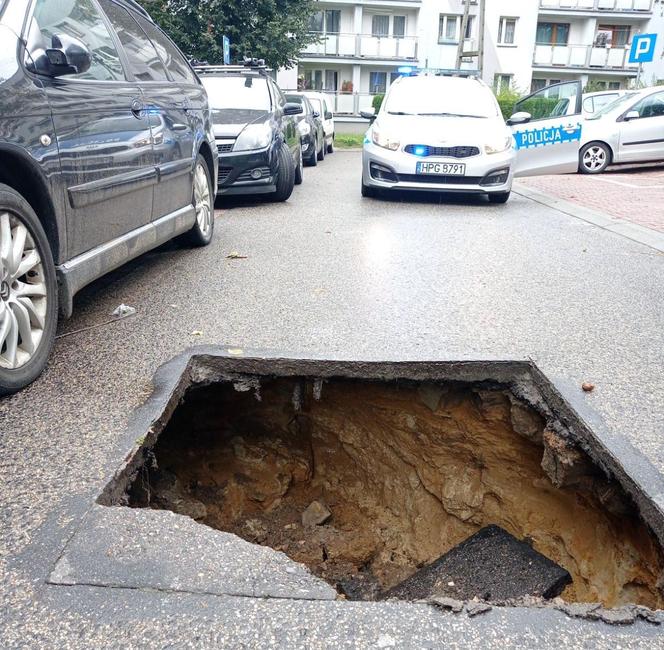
(518, 163, 664, 233)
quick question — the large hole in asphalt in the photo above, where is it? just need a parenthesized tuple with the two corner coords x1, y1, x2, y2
(120, 376, 663, 608)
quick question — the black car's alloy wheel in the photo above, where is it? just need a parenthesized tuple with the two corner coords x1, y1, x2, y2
(180, 154, 214, 247)
(317, 136, 325, 161)
(0, 184, 57, 395)
(294, 146, 304, 185)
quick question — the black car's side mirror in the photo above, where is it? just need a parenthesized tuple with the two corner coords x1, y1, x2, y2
(312, 111, 320, 118)
(31, 34, 92, 77)
(324, 111, 333, 120)
(283, 102, 303, 116)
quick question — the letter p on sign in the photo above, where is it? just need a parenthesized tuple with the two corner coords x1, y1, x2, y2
(629, 34, 657, 64)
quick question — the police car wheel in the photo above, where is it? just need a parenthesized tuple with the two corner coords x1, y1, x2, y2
(579, 142, 611, 175)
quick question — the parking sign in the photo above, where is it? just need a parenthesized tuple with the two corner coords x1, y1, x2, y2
(629, 34, 657, 64)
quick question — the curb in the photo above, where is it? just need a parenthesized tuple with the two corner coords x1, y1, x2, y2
(513, 183, 664, 254)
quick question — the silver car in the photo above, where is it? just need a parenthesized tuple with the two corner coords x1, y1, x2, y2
(361, 76, 586, 203)
(579, 86, 664, 174)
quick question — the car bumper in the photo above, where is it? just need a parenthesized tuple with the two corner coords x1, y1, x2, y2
(362, 142, 515, 194)
(217, 147, 277, 195)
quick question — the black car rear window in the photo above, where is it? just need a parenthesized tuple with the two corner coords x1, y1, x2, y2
(202, 76, 271, 111)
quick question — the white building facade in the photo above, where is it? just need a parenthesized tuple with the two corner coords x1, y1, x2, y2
(277, 0, 664, 115)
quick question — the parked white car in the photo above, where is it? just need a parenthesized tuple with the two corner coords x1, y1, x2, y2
(579, 86, 664, 174)
(361, 75, 586, 203)
(302, 91, 335, 153)
(582, 90, 627, 117)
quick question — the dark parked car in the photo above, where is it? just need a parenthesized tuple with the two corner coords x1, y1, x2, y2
(0, 0, 217, 394)
(285, 93, 325, 166)
(195, 62, 303, 200)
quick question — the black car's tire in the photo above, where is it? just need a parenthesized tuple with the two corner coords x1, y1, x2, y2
(0, 184, 58, 395)
(327, 136, 334, 154)
(317, 136, 325, 161)
(294, 146, 304, 185)
(579, 141, 611, 175)
(180, 154, 214, 246)
(361, 180, 377, 198)
(488, 191, 510, 204)
(307, 138, 318, 167)
(273, 142, 295, 202)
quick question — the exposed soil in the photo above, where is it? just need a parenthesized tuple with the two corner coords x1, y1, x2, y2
(128, 377, 664, 608)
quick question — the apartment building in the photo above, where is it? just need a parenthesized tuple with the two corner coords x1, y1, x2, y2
(277, 0, 664, 116)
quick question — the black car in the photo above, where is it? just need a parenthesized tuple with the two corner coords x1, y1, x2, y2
(196, 62, 303, 201)
(285, 93, 326, 167)
(0, 0, 218, 394)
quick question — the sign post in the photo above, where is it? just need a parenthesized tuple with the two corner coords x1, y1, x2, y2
(629, 34, 657, 86)
(223, 35, 231, 65)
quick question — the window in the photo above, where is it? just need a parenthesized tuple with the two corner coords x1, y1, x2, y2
(304, 69, 323, 90)
(465, 16, 475, 39)
(201, 76, 271, 110)
(536, 23, 570, 45)
(531, 78, 548, 92)
(31, 0, 125, 81)
(595, 25, 631, 48)
(372, 15, 390, 38)
(100, 0, 167, 81)
(608, 81, 621, 90)
(393, 16, 406, 39)
(493, 74, 513, 93)
(390, 71, 401, 84)
(438, 15, 459, 43)
(309, 11, 323, 32)
(133, 14, 196, 83)
(325, 10, 340, 35)
(631, 91, 664, 119)
(324, 70, 338, 91)
(515, 81, 580, 121)
(370, 71, 387, 94)
(498, 18, 517, 45)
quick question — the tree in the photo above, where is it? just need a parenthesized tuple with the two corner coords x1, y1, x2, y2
(138, 0, 319, 69)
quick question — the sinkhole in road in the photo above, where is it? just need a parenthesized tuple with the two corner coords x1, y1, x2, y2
(121, 374, 664, 608)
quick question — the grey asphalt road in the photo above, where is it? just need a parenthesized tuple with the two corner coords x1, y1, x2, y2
(2, 151, 664, 648)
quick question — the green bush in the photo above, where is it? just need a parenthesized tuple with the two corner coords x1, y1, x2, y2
(372, 94, 384, 113)
(495, 88, 521, 121)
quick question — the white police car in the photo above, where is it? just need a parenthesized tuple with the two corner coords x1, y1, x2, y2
(361, 76, 583, 203)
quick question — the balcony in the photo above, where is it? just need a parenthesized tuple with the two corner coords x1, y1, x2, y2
(325, 92, 380, 115)
(533, 43, 639, 72)
(539, 0, 653, 13)
(303, 32, 418, 61)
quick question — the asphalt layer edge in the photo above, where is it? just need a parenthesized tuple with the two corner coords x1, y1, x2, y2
(513, 183, 664, 254)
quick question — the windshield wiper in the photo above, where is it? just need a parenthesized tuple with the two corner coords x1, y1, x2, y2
(387, 110, 414, 115)
(417, 112, 487, 118)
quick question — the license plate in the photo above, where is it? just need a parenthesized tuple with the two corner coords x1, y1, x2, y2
(416, 162, 466, 176)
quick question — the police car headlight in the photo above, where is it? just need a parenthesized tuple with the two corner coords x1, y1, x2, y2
(298, 121, 311, 137)
(485, 136, 513, 155)
(371, 127, 400, 151)
(234, 123, 272, 151)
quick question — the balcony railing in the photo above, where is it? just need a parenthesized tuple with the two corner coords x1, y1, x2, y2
(533, 43, 639, 70)
(539, 0, 652, 12)
(303, 32, 418, 60)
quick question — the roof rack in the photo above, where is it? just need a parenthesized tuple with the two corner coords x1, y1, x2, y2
(193, 57, 270, 76)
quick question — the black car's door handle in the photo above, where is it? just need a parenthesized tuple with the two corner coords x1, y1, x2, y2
(172, 123, 188, 131)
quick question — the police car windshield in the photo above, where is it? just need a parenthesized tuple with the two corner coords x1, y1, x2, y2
(587, 92, 637, 120)
(384, 78, 499, 118)
(202, 75, 271, 111)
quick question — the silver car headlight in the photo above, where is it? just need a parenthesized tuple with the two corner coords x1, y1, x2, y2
(298, 121, 311, 137)
(371, 127, 400, 151)
(485, 136, 513, 155)
(234, 123, 272, 151)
